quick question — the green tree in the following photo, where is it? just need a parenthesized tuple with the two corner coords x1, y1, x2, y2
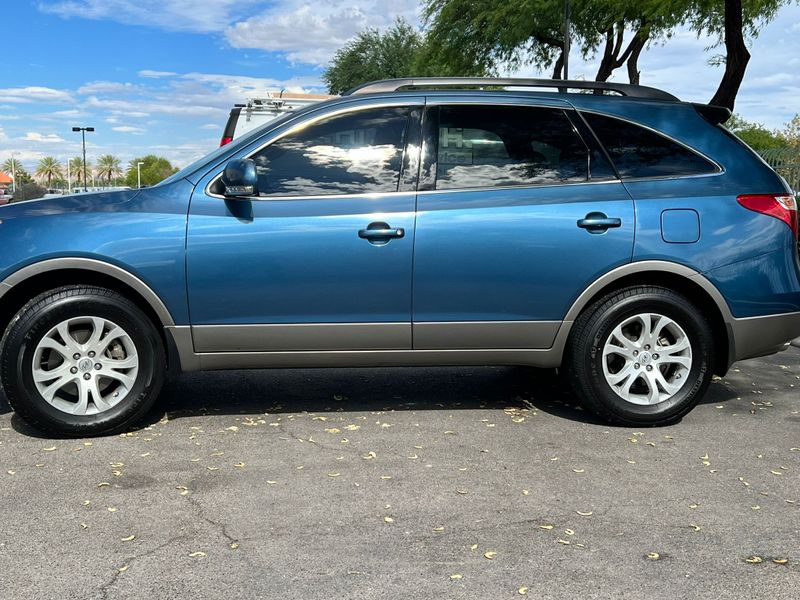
(35, 156, 63, 188)
(124, 155, 178, 188)
(423, 0, 790, 106)
(69, 156, 91, 188)
(725, 114, 789, 151)
(423, 0, 682, 84)
(322, 18, 483, 94)
(95, 154, 122, 186)
(777, 114, 800, 149)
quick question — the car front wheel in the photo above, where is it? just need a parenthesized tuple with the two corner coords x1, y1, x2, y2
(0, 285, 165, 436)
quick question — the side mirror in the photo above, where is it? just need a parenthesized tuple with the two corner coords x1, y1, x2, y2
(221, 158, 258, 198)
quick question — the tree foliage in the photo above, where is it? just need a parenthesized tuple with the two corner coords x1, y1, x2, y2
(35, 157, 63, 187)
(95, 154, 122, 185)
(423, 0, 684, 83)
(124, 155, 178, 188)
(322, 18, 484, 94)
(422, 0, 791, 105)
(725, 114, 789, 150)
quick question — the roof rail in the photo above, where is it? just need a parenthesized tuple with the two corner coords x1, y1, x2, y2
(343, 77, 679, 102)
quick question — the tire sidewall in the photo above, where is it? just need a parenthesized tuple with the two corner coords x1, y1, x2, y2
(584, 292, 712, 423)
(5, 290, 163, 434)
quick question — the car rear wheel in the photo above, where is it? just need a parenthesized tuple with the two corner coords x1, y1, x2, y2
(566, 286, 714, 426)
(0, 285, 165, 436)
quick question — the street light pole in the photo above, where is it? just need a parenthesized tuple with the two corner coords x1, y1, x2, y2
(9, 152, 16, 194)
(71, 126, 94, 192)
(137, 161, 144, 189)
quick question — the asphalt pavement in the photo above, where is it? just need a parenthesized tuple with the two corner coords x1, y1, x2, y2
(1, 348, 798, 599)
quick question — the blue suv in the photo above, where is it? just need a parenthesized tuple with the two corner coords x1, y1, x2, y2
(1, 77, 798, 436)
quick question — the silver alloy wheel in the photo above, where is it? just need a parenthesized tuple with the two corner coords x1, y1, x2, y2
(32, 316, 139, 416)
(601, 312, 693, 406)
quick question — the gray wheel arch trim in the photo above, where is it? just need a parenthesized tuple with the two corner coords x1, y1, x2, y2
(561, 260, 734, 324)
(551, 260, 736, 369)
(0, 258, 176, 327)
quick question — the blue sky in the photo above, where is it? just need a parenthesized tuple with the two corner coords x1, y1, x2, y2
(1, 0, 799, 172)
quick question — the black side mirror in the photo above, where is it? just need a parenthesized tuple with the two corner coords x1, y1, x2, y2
(221, 158, 258, 198)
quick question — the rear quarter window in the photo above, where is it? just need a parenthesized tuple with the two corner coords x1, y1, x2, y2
(583, 112, 720, 179)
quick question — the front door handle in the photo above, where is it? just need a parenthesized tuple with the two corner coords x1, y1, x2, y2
(359, 222, 405, 245)
(577, 212, 622, 234)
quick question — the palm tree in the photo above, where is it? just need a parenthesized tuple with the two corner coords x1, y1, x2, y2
(35, 157, 63, 188)
(69, 156, 90, 189)
(95, 155, 122, 186)
(2, 158, 17, 177)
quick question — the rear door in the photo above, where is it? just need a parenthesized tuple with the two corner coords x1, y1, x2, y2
(412, 97, 635, 349)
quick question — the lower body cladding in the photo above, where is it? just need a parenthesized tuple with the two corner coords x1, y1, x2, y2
(165, 312, 800, 373)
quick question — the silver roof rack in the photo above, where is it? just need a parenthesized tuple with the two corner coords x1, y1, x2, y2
(343, 77, 679, 102)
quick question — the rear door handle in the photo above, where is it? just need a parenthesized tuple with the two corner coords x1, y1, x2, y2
(577, 212, 622, 233)
(358, 221, 405, 245)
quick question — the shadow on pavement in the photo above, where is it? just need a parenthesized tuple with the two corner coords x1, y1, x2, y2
(2, 365, 740, 437)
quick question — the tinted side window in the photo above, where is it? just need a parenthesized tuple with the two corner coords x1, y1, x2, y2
(251, 107, 410, 196)
(434, 105, 592, 190)
(584, 113, 718, 179)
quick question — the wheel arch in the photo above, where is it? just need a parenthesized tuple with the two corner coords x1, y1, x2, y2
(559, 261, 733, 376)
(0, 259, 175, 347)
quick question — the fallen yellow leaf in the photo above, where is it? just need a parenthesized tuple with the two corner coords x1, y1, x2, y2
(450, 574, 462, 580)
(518, 587, 528, 595)
(120, 535, 135, 542)
(484, 551, 497, 559)
(744, 556, 763, 564)
(189, 552, 207, 558)
(647, 552, 660, 560)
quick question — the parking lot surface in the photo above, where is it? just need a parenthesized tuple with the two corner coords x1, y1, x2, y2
(1, 348, 798, 599)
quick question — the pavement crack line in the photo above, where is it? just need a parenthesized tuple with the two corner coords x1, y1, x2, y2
(97, 534, 186, 600)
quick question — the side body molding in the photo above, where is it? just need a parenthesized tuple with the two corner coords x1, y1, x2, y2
(168, 260, 744, 373)
(0, 258, 176, 327)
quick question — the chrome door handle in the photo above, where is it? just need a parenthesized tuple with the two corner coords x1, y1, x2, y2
(577, 212, 622, 233)
(358, 222, 405, 245)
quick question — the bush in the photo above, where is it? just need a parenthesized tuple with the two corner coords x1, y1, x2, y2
(11, 182, 47, 202)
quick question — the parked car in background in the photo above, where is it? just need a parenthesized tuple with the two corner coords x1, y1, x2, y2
(0, 77, 799, 437)
(220, 92, 334, 146)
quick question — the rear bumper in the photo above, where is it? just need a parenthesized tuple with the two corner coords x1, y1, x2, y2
(728, 311, 800, 363)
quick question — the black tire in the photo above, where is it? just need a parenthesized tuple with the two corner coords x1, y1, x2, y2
(0, 285, 165, 436)
(566, 285, 714, 426)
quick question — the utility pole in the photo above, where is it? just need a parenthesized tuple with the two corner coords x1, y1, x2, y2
(137, 161, 144, 189)
(71, 126, 94, 192)
(563, 0, 571, 80)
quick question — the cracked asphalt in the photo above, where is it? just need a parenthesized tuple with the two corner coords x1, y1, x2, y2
(1, 348, 799, 599)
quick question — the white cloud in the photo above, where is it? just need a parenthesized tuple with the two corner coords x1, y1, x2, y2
(138, 70, 178, 78)
(112, 125, 146, 133)
(224, 1, 420, 65)
(23, 132, 67, 143)
(0, 86, 72, 103)
(200, 123, 220, 130)
(0, 114, 21, 121)
(38, 0, 264, 33)
(78, 81, 140, 95)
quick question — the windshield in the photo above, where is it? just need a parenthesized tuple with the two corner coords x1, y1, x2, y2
(156, 109, 301, 187)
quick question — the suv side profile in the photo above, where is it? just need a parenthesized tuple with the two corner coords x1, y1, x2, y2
(1, 77, 798, 436)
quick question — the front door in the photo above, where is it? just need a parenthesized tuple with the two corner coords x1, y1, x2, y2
(187, 103, 421, 352)
(412, 99, 635, 349)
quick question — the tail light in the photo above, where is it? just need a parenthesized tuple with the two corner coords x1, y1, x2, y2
(737, 194, 798, 238)
(219, 136, 233, 147)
